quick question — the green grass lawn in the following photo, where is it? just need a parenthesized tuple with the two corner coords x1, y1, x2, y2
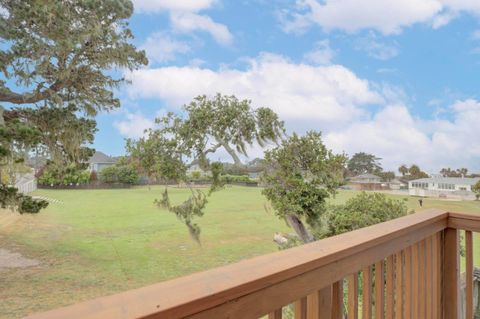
(1, 186, 479, 318)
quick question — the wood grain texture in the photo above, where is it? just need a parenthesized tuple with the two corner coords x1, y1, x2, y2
(385, 255, 394, 318)
(432, 232, 441, 319)
(418, 240, 426, 318)
(425, 236, 433, 319)
(394, 251, 403, 319)
(331, 281, 343, 319)
(411, 243, 419, 318)
(348, 274, 358, 319)
(295, 297, 307, 319)
(466, 230, 473, 319)
(375, 261, 385, 319)
(404, 246, 412, 319)
(443, 228, 460, 319)
(362, 266, 372, 319)
(268, 309, 282, 319)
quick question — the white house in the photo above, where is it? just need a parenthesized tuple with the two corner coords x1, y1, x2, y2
(409, 176, 480, 199)
(88, 151, 118, 172)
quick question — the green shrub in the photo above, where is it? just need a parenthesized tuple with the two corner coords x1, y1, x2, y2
(99, 166, 118, 184)
(117, 166, 138, 184)
(37, 163, 91, 185)
(221, 174, 253, 183)
(99, 165, 138, 184)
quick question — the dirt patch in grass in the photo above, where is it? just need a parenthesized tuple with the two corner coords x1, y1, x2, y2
(0, 248, 40, 270)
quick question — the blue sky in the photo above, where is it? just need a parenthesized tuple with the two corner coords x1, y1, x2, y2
(71, 1, 480, 172)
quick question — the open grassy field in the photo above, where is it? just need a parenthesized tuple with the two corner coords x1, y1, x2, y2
(1, 186, 479, 318)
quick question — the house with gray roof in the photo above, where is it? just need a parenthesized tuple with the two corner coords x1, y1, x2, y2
(88, 151, 118, 172)
(409, 176, 480, 199)
(348, 173, 386, 190)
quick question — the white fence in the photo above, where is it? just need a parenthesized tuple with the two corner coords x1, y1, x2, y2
(15, 179, 37, 194)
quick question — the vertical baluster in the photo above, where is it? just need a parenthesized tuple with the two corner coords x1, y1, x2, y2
(411, 243, 419, 318)
(268, 308, 283, 319)
(331, 281, 343, 319)
(419, 240, 426, 318)
(432, 232, 442, 319)
(444, 228, 460, 319)
(362, 266, 372, 319)
(386, 255, 394, 318)
(426, 236, 433, 319)
(466, 231, 474, 319)
(404, 246, 412, 319)
(375, 260, 385, 319)
(295, 297, 308, 319)
(307, 286, 333, 319)
(395, 251, 403, 319)
(348, 274, 358, 319)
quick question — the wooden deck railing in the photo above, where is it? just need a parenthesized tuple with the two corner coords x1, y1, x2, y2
(25, 209, 480, 319)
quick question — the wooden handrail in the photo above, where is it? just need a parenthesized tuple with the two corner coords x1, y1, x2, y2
(24, 209, 480, 319)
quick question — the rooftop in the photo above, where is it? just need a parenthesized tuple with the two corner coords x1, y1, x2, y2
(87, 151, 118, 164)
(410, 176, 480, 185)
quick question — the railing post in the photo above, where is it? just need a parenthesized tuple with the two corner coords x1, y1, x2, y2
(443, 228, 460, 319)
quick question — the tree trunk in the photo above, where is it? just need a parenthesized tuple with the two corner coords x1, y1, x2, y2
(285, 214, 314, 243)
(215, 137, 242, 165)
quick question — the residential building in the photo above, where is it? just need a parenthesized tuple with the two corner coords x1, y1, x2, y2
(348, 173, 387, 190)
(87, 151, 118, 172)
(409, 176, 480, 199)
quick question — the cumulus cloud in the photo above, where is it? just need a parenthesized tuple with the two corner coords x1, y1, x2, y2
(141, 32, 191, 64)
(113, 113, 154, 139)
(303, 40, 335, 65)
(133, 0, 232, 46)
(123, 53, 480, 171)
(125, 53, 383, 126)
(170, 12, 233, 45)
(325, 100, 480, 172)
(281, 0, 480, 35)
(132, 0, 216, 13)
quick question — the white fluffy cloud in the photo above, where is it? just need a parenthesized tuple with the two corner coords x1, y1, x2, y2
(126, 53, 383, 126)
(141, 32, 191, 64)
(122, 54, 480, 171)
(113, 113, 154, 139)
(326, 100, 480, 172)
(303, 40, 335, 65)
(282, 0, 480, 35)
(132, 0, 216, 13)
(170, 12, 233, 45)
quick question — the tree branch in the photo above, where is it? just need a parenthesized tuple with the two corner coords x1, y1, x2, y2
(216, 137, 242, 165)
(0, 80, 65, 104)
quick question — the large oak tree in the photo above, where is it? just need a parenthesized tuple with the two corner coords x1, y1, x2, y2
(0, 0, 147, 213)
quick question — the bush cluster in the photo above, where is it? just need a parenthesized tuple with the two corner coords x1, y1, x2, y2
(37, 164, 90, 186)
(99, 165, 138, 184)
